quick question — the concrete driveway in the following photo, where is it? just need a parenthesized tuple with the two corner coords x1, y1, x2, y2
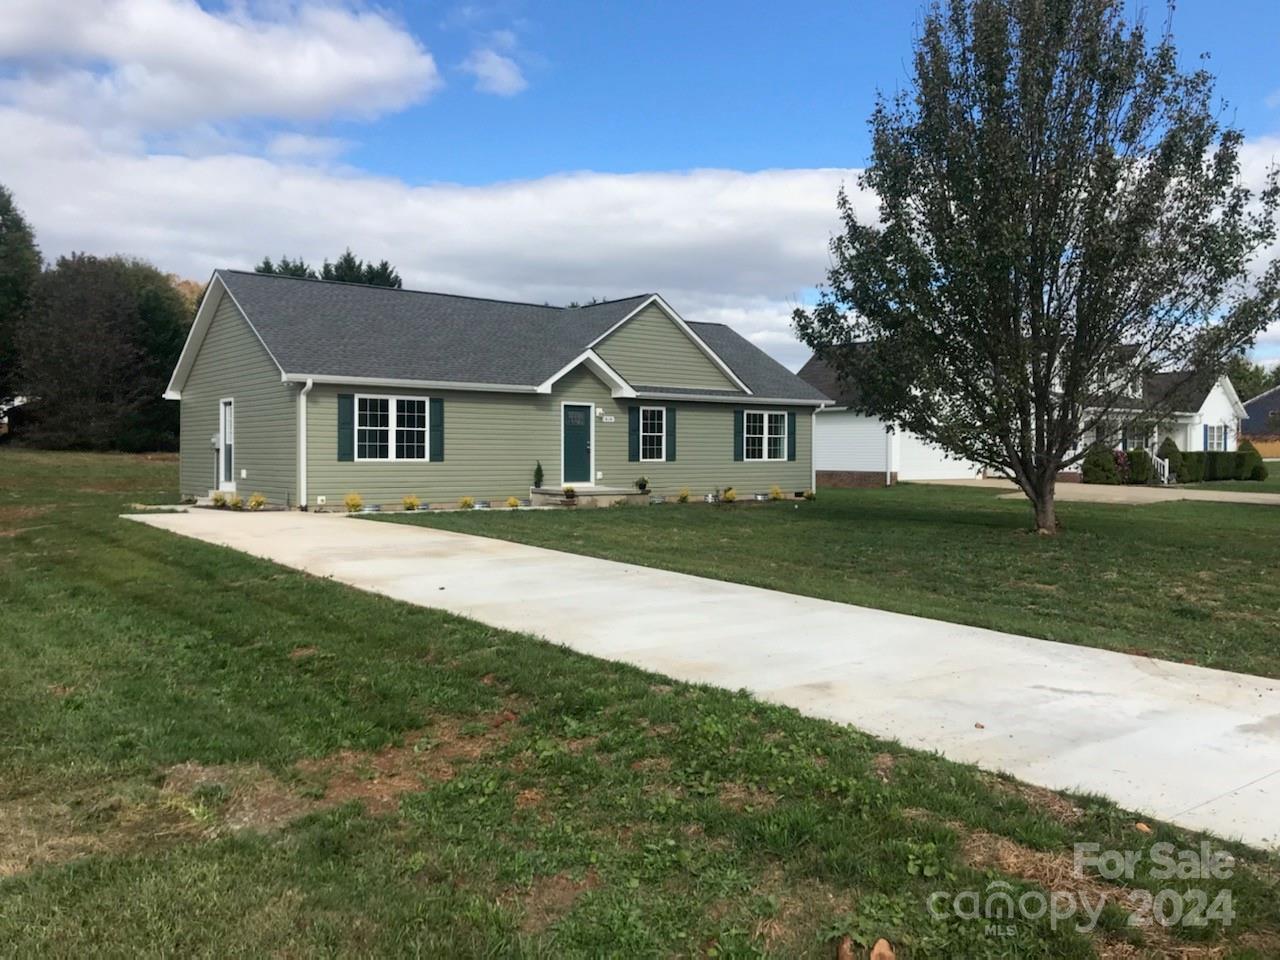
(929, 477, 1280, 507)
(127, 510, 1280, 848)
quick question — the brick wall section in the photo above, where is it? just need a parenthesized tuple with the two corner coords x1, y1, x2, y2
(817, 470, 896, 488)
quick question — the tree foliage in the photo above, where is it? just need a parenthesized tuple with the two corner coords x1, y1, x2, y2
(794, 0, 1280, 532)
(1224, 353, 1280, 403)
(257, 249, 401, 288)
(0, 184, 42, 405)
(17, 255, 189, 450)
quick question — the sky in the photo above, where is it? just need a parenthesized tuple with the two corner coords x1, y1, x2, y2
(1, 0, 1279, 370)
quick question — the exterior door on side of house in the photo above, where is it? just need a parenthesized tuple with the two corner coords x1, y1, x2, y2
(562, 403, 592, 485)
(218, 398, 235, 491)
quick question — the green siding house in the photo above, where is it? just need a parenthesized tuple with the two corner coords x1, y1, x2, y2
(165, 270, 830, 508)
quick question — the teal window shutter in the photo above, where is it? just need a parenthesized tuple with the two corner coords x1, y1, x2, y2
(628, 406, 640, 461)
(665, 406, 677, 461)
(337, 393, 354, 461)
(787, 411, 797, 461)
(733, 409, 744, 461)
(429, 398, 444, 461)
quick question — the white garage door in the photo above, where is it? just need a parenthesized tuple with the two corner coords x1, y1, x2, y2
(897, 431, 983, 481)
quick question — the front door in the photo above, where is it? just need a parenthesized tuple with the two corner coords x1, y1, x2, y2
(562, 404, 592, 485)
(218, 399, 235, 491)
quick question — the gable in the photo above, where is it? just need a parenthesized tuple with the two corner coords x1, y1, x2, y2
(184, 289, 282, 395)
(594, 304, 740, 391)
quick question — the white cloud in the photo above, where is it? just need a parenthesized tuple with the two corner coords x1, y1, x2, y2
(265, 132, 351, 162)
(0, 0, 440, 130)
(460, 48, 527, 96)
(0, 108, 852, 366)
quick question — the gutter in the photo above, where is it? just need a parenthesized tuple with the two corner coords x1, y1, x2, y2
(298, 378, 314, 509)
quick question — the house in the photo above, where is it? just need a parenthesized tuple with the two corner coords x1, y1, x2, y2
(163, 270, 829, 507)
(1242, 384, 1280, 457)
(799, 352, 1245, 486)
(797, 354, 983, 486)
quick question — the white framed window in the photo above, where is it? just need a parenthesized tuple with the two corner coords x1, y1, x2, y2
(1207, 424, 1227, 451)
(356, 394, 428, 461)
(640, 406, 665, 461)
(744, 409, 787, 461)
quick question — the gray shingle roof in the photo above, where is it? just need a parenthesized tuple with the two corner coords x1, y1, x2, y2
(215, 270, 823, 401)
(796, 353, 860, 408)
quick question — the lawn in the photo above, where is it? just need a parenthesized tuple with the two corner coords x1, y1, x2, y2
(2, 450, 1278, 958)
(1184, 475, 1280, 494)
(382, 482, 1280, 680)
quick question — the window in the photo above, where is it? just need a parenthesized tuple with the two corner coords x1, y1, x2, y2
(640, 407, 665, 461)
(1207, 424, 1227, 451)
(744, 410, 787, 461)
(356, 395, 428, 461)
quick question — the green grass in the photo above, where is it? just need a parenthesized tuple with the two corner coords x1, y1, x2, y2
(382, 483, 1280, 679)
(1184, 474, 1280, 494)
(2, 450, 1278, 958)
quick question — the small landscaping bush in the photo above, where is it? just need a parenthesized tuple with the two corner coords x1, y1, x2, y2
(506, 496, 520, 509)
(228, 495, 244, 511)
(402, 494, 420, 512)
(1081, 443, 1120, 484)
(458, 496, 475, 510)
(769, 484, 785, 501)
(1157, 437, 1183, 481)
(1127, 448, 1153, 485)
(211, 492, 227, 509)
(635, 475, 649, 492)
(247, 492, 267, 511)
(533, 460, 544, 489)
(1180, 452, 1205, 483)
(722, 487, 737, 503)
(343, 492, 363, 513)
(803, 489, 817, 501)
(1252, 462, 1270, 482)
(677, 487, 691, 503)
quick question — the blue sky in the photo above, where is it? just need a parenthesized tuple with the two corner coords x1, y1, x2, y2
(1, 0, 1279, 368)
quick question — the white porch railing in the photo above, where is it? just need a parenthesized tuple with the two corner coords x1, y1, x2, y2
(1152, 455, 1170, 484)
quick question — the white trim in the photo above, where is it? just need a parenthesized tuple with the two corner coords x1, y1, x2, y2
(297, 378, 313, 508)
(284, 372, 537, 394)
(535, 349, 636, 398)
(638, 405, 666, 461)
(1216, 376, 1248, 419)
(165, 273, 287, 399)
(583, 294, 753, 395)
(217, 397, 235, 492)
(742, 408, 788, 462)
(634, 391, 825, 407)
(559, 401, 595, 487)
(352, 393, 430, 462)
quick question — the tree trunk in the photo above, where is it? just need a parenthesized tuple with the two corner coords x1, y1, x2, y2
(1028, 474, 1058, 535)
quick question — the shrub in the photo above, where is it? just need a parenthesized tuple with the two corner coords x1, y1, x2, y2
(1127, 449, 1153, 485)
(677, 487, 691, 503)
(1112, 449, 1130, 483)
(228, 494, 244, 511)
(803, 489, 817, 501)
(247, 492, 267, 511)
(635, 476, 649, 492)
(458, 496, 475, 509)
(1082, 443, 1120, 484)
(1238, 439, 1264, 481)
(1203, 451, 1237, 482)
(1251, 462, 1270, 482)
(1180, 451, 1205, 483)
(507, 496, 520, 509)
(722, 487, 737, 503)
(1157, 437, 1183, 481)
(402, 494, 420, 511)
(561, 486, 575, 500)
(533, 460, 544, 489)
(344, 491, 363, 513)
(769, 484, 785, 501)
(211, 491, 227, 509)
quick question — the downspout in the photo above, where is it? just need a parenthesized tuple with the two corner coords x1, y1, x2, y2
(885, 426, 893, 487)
(298, 378, 314, 510)
(810, 408, 817, 493)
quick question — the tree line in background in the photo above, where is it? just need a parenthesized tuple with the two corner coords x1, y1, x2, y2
(0, 182, 402, 450)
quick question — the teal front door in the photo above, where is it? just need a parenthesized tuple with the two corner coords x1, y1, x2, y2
(562, 404, 592, 484)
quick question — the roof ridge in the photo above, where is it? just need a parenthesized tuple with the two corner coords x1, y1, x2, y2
(219, 268, 648, 312)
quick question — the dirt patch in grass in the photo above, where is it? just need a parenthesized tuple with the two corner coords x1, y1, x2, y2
(629, 757, 672, 774)
(0, 504, 53, 536)
(750, 869, 858, 954)
(516, 869, 601, 934)
(288, 646, 318, 660)
(872, 753, 897, 783)
(979, 773, 1083, 824)
(718, 781, 777, 811)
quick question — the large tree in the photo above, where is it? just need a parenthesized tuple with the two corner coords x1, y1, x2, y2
(794, 0, 1280, 532)
(0, 184, 42, 406)
(17, 255, 189, 450)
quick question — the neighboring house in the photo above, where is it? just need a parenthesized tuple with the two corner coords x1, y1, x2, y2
(1243, 384, 1280, 437)
(797, 355, 983, 486)
(1082, 371, 1246, 461)
(164, 271, 829, 507)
